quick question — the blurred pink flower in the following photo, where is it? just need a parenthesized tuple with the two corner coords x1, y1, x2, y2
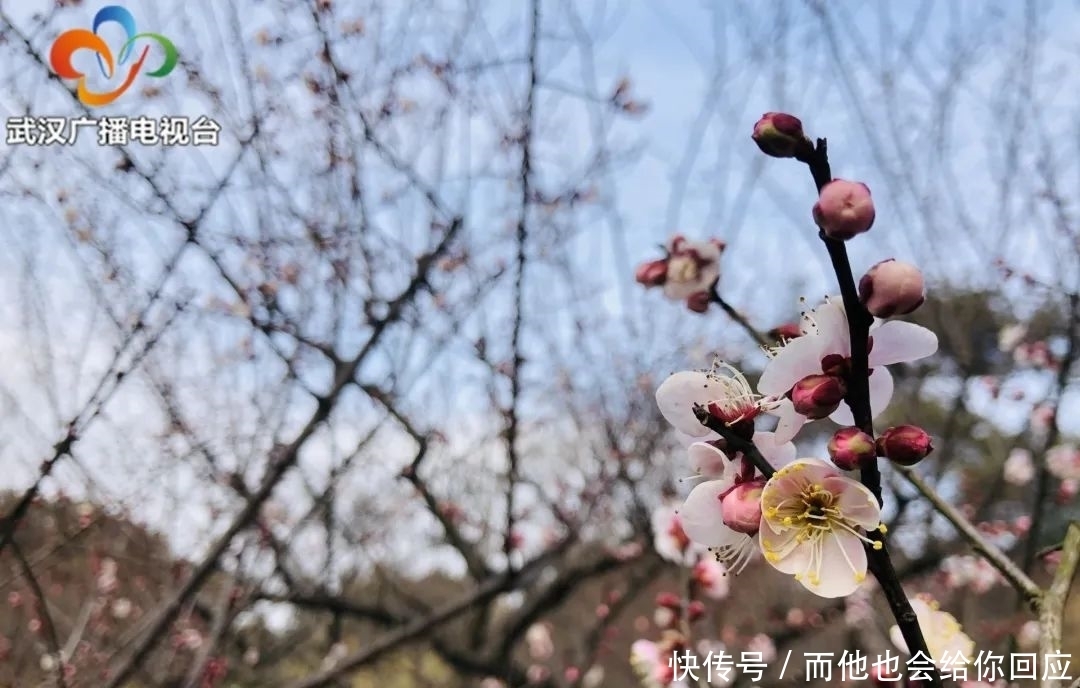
(890, 594, 974, 668)
(692, 557, 730, 600)
(940, 555, 1002, 593)
(630, 637, 682, 688)
(745, 633, 776, 662)
(525, 623, 554, 660)
(997, 323, 1027, 352)
(1047, 444, 1080, 481)
(1003, 448, 1034, 486)
(635, 235, 725, 313)
(651, 505, 697, 566)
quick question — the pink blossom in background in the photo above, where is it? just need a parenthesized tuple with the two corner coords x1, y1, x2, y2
(692, 556, 730, 599)
(890, 594, 974, 668)
(1047, 444, 1080, 481)
(651, 504, 697, 566)
(940, 555, 1003, 593)
(1003, 448, 1034, 485)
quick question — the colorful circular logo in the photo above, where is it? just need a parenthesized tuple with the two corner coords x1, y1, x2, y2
(49, 6, 178, 107)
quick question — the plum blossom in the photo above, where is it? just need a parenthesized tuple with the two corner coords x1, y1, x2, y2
(939, 555, 1003, 593)
(758, 296, 938, 432)
(1003, 448, 1035, 486)
(890, 594, 974, 668)
(1017, 619, 1040, 650)
(636, 235, 725, 312)
(96, 557, 118, 594)
(110, 597, 133, 619)
(651, 504, 698, 566)
(678, 432, 795, 573)
(758, 459, 883, 598)
(655, 363, 802, 444)
(744, 633, 776, 662)
(997, 323, 1027, 352)
(1059, 479, 1079, 503)
(1031, 403, 1055, 434)
(1047, 444, 1080, 480)
(526, 623, 554, 660)
(692, 556, 730, 599)
(631, 635, 688, 688)
(843, 580, 876, 627)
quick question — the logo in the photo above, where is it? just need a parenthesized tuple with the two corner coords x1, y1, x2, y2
(49, 6, 178, 107)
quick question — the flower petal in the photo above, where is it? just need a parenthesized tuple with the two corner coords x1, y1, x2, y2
(752, 431, 796, 469)
(773, 457, 837, 484)
(759, 525, 809, 574)
(800, 531, 867, 598)
(679, 480, 740, 548)
(808, 298, 850, 357)
(867, 366, 895, 419)
(889, 625, 910, 655)
(828, 366, 894, 425)
(823, 475, 881, 530)
(663, 280, 701, 301)
(768, 399, 806, 445)
(656, 371, 720, 437)
(758, 335, 824, 396)
(676, 428, 719, 447)
(868, 321, 938, 367)
(761, 459, 838, 515)
(689, 442, 729, 478)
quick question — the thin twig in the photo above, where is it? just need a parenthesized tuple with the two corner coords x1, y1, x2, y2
(693, 406, 775, 478)
(504, 0, 541, 567)
(897, 466, 1043, 607)
(709, 287, 771, 349)
(279, 545, 575, 688)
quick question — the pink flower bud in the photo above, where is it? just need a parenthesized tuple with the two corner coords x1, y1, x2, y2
(687, 600, 706, 622)
(655, 592, 681, 610)
(813, 180, 875, 241)
(751, 112, 811, 158)
(686, 290, 710, 313)
(876, 425, 933, 466)
(1058, 479, 1079, 504)
(827, 427, 876, 470)
(789, 374, 847, 420)
(858, 259, 925, 317)
(720, 481, 764, 535)
(635, 259, 668, 287)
